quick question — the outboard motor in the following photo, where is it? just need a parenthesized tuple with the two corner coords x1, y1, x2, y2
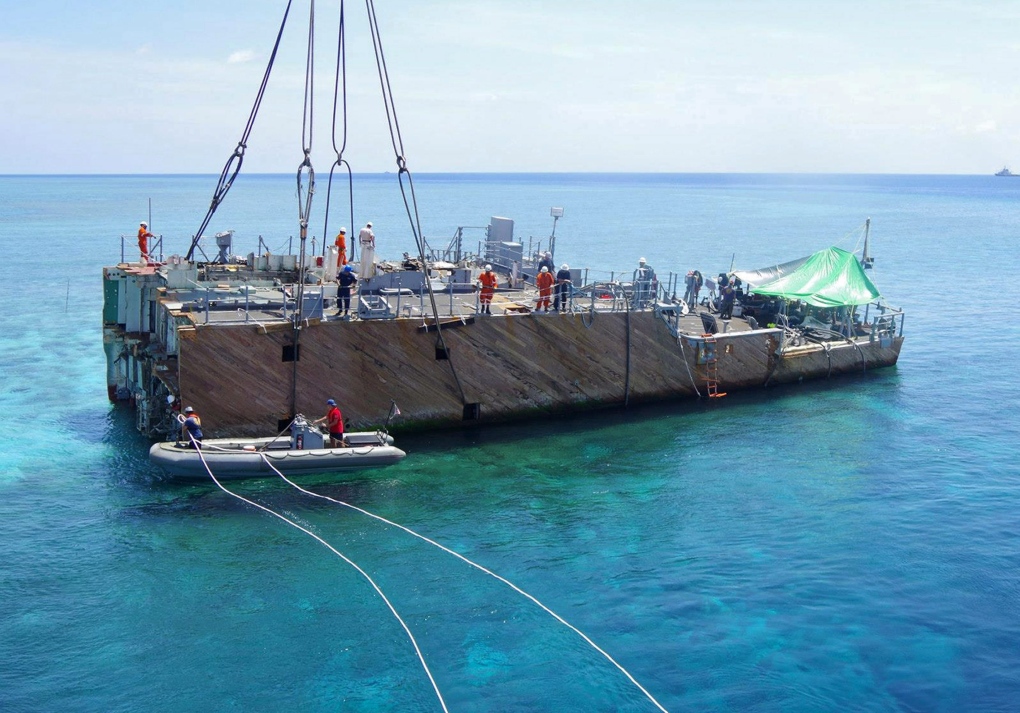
(290, 415, 326, 450)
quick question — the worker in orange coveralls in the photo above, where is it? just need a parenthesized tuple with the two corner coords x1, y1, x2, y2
(334, 227, 347, 267)
(137, 221, 153, 262)
(535, 265, 554, 312)
(477, 264, 498, 315)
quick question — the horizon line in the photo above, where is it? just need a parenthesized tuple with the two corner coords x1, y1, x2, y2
(0, 170, 1006, 178)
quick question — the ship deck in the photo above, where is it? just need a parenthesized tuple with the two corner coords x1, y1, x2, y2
(175, 278, 758, 337)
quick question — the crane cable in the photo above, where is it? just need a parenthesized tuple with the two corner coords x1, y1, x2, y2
(185, 0, 297, 262)
(364, 0, 469, 407)
(291, 0, 318, 417)
(322, 1, 358, 265)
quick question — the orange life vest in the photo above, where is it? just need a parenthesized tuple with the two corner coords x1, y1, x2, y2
(536, 271, 554, 293)
(479, 271, 498, 292)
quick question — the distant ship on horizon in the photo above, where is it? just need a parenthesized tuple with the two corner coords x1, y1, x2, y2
(995, 166, 1017, 176)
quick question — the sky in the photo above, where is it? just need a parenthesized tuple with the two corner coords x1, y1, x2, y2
(2, 0, 1020, 174)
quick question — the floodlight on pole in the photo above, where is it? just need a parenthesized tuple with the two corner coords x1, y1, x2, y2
(549, 207, 564, 260)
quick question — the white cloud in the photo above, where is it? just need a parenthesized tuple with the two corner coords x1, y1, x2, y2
(227, 50, 256, 64)
(6, 2, 1020, 173)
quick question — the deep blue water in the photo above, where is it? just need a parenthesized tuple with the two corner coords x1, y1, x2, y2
(1, 173, 1019, 712)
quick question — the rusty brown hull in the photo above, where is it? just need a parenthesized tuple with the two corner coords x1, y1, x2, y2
(177, 312, 903, 438)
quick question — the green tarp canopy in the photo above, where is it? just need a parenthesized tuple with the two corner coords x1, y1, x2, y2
(748, 247, 881, 307)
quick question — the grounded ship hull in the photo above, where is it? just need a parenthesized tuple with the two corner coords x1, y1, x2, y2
(103, 225, 903, 440)
(173, 310, 902, 437)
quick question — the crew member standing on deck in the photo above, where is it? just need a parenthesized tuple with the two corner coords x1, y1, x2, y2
(181, 406, 203, 448)
(634, 257, 657, 308)
(554, 264, 572, 312)
(337, 265, 357, 317)
(359, 222, 376, 278)
(478, 264, 498, 315)
(137, 221, 154, 263)
(538, 251, 554, 274)
(314, 398, 344, 448)
(683, 268, 704, 308)
(719, 282, 736, 320)
(535, 265, 554, 312)
(334, 227, 348, 267)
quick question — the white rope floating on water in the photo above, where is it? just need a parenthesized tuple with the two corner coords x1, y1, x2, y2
(183, 435, 450, 713)
(265, 459, 670, 713)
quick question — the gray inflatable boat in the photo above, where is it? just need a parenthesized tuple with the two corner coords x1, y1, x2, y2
(149, 416, 405, 480)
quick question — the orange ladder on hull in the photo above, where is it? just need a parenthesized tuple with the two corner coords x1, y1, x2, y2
(702, 334, 727, 398)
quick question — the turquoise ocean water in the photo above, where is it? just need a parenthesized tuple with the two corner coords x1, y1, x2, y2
(1, 173, 1019, 711)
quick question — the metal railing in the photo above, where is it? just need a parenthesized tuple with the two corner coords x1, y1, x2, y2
(120, 234, 164, 264)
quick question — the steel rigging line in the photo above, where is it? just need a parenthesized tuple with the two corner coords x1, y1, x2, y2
(364, 0, 469, 407)
(290, 0, 318, 417)
(185, 1, 297, 262)
(322, 0, 357, 263)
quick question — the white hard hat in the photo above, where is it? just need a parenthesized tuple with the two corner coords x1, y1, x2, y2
(140, 221, 148, 226)
(639, 257, 646, 264)
(485, 264, 492, 271)
(561, 264, 569, 270)
(339, 227, 346, 233)
(366, 222, 372, 227)
(540, 266, 549, 273)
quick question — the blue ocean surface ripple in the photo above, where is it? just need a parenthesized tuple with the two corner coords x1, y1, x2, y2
(1, 173, 1019, 712)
